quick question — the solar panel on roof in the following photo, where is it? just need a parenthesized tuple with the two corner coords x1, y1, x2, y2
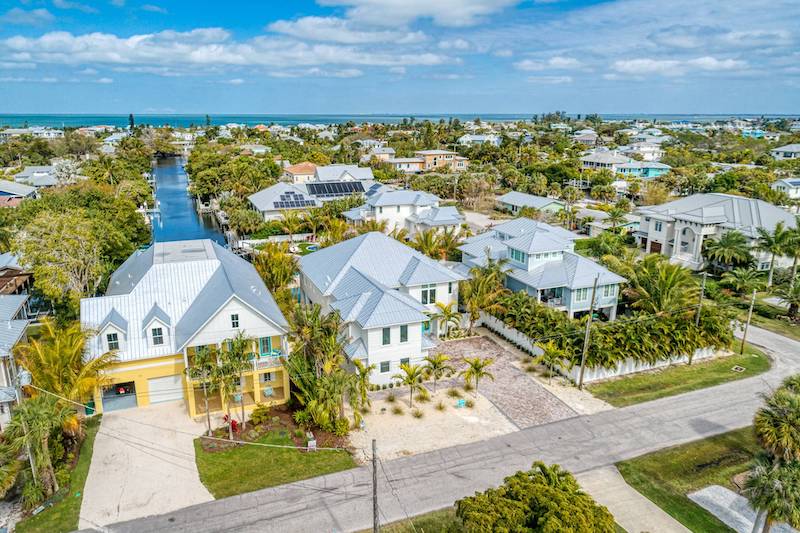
(307, 181, 365, 198)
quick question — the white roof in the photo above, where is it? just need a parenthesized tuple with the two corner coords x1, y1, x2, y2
(0, 180, 35, 197)
(773, 144, 800, 153)
(314, 164, 374, 182)
(498, 191, 564, 209)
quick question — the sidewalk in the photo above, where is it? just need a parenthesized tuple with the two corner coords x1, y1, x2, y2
(576, 466, 690, 533)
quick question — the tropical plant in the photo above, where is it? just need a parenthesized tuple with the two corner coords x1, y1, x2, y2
(357, 219, 388, 234)
(438, 226, 464, 260)
(744, 454, 800, 533)
(703, 230, 752, 270)
(410, 229, 441, 259)
(423, 353, 454, 393)
(186, 345, 217, 436)
(226, 332, 255, 431)
(388, 226, 409, 242)
(623, 254, 698, 315)
(432, 301, 460, 338)
(605, 207, 627, 230)
(14, 318, 117, 403)
(721, 268, 764, 296)
(278, 209, 304, 243)
(393, 363, 425, 408)
(252, 242, 298, 293)
(461, 275, 508, 334)
(320, 217, 350, 247)
(534, 341, 569, 385)
(302, 208, 326, 241)
(289, 304, 342, 378)
(757, 222, 794, 287)
(754, 388, 800, 462)
(459, 357, 495, 395)
(353, 359, 375, 411)
(776, 281, 800, 319)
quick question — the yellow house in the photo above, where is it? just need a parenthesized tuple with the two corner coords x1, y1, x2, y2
(80, 239, 291, 419)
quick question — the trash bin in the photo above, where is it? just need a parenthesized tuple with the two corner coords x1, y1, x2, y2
(86, 399, 96, 416)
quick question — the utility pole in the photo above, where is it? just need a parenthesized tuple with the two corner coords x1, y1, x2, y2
(578, 275, 600, 390)
(695, 272, 707, 328)
(372, 439, 379, 533)
(740, 288, 757, 355)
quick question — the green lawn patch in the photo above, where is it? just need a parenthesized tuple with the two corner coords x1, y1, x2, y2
(297, 242, 319, 256)
(588, 344, 770, 408)
(194, 430, 356, 499)
(617, 427, 759, 533)
(16, 415, 102, 533)
(739, 310, 800, 342)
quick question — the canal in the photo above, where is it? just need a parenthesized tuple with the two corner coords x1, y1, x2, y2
(151, 157, 226, 244)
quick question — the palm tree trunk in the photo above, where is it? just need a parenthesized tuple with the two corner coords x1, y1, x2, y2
(202, 380, 211, 436)
(239, 370, 246, 431)
(40, 436, 57, 495)
(226, 395, 233, 440)
(409, 386, 413, 409)
(791, 255, 798, 289)
(762, 516, 772, 533)
(768, 255, 775, 287)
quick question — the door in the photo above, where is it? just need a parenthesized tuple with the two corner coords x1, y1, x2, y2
(650, 241, 662, 254)
(148, 375, 183, 404)
(102, 381, 138, 412)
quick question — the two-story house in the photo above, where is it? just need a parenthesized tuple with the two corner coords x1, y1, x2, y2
(298, 232, 465, 385)
(772, 178, 800, 201)
(635, 193, 798, 271)
(414, 150, 469, 172)
(343, 189, 464, 237)
(0, 294, 30, 429)
(80, 239, 290, 418)
(771, 144, 800, 161)
(459, 218, 625, 321)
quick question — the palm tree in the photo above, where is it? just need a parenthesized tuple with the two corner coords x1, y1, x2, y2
(289, 304, 342, 378)
(462, 275, 507, 334)
(605, 207, 626, 231)
(0, 211, 13, 253)
(302, 209, 325, 242)
(411, 229, 441, 258)
(459, 357, 495, 395)
(211, 357, 239, 440)
(353, 359, 375, 410)
(2, 395, 74, 497)
(754, 388, 800, 462)
(423, 353, 454, 393)
(624, 254, 698, 315)
(388, 227, 409, 242)
(438, 227, 463, 260)
(320, 217, 350, 246)
(14, 318, 117, 404)
(785, 218, 800, 289)
(757, 222, 794, 287)
(432, 301, 460, 338)
(187, 345, 217, 436)
(393, 363, 425, 408)
(279, 210, 304, 244)
(776, 282, 800, 319)
(744, 454, 800, 533)
(535, 341, 569, 385)
(721, 268, 764, 297)
(703, 231, 752, 270)
(357, 219, 388, 234)
(252, 243, 298, 293)
(227, 332, 254, 430)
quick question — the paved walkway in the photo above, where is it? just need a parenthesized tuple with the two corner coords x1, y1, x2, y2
(577, 466, 690, 533)
(436, 333, 576, 428)
(79, 402, 213, 529)
(87, 326, 800, 533)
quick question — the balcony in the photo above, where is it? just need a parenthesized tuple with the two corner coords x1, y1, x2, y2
(542, 298, 566, 310)
(250, 350, 284, 371)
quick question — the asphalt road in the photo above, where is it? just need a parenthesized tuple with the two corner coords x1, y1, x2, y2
(86, 326, 799, 533)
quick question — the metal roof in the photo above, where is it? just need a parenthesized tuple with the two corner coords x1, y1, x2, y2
(0, 319, 28, 358)
(506, 252, 626, 291)
(497, 191, 564, 210)
(0, 180, 36, 198)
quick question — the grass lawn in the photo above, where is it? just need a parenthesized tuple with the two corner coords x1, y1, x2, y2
(297, 242, 319, 256)
(739, 310, 800, 342)
(16, 415, 102, 533)
(194, 430, 356, 499)
(588, 344, 770, 408)
(617, 427, 759, 533)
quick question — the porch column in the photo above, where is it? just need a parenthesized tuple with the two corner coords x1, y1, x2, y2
(693, 230, 704, 264)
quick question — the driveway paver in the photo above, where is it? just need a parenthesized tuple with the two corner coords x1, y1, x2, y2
(79, 402, 212, 529)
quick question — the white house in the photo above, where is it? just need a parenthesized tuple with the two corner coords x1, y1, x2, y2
(14, 166, 58, 188)
(0, 294, 29, 429)
(298, 232, 465, 385)
(458, 134, 501, 147)
(343, 189, 464, 237)
(771, 144, 800, 160)
(636, 193, 799, 271)
(496, 191, 565, 215)
(772, 178, 800, 200)
(580, 151, 630, 172)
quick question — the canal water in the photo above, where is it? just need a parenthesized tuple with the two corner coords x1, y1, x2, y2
(151, 157, 226, 244)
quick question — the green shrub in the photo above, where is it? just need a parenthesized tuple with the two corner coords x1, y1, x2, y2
(386, 392, 396, 403)
(55, 466, 70, 489)
(435, 401, 446, 411)
(415, 388, 431, 403)
(294, 429, 304, 438)
(333, 418, 350, 437)
(292, 409, 311, 427)
(412, 408, 424, 419)
(391, 405, 404, 415)
(250, 404, 272, 425)
(21, 481, 44, 510)
(463, 382, 474, 393)
(465, 399, 475, 408)
(447, 388, 462, 398)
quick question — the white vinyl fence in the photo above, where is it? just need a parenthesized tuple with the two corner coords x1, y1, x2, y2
(478, 312, 719, 384)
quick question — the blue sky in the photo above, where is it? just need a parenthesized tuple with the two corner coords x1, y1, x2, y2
(0, 0, 798, 114)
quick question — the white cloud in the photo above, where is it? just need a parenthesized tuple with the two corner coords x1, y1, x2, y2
(389, 66, 406, 74)
(79, 67, 97, 74)
(141, 4, 168, 14)
(317, 0, 521, 27)
(527, 75, 572, 84)
(269, 67, 364, 78)
(268, 16, 425, 44)
(53, 0, 98, 14)
(1, 8, 55, 26)
(110, 0, 125, 6)
(0, 76, 58, 83)
(514, 56, 581, 71)
(427, 72, 473, 80)
(224, 78, 244, 84)
(438, 38, 470, 50)
(686, 56, 746, 71)
(612, 56, 747, 76)
(94, 77, 113, 83)
(493, 48, 513, 57)
(0, 62, 36, 69)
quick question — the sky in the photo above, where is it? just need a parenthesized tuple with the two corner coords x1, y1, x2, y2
(0, 0, 799, 115)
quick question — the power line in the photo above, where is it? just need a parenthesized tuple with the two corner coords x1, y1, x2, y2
(378, 457, 418, 533)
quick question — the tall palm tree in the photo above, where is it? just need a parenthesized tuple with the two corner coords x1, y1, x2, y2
(624, 254, 698, 315)
(2, 395, 74, 497)
(535, 341, 569, 385)
(388, 227, 409, 242)
(289, 304, 342, 378)
(187, 345, 216, 436)
(721, 268, 764, 297)
(353, 359, 375, 410)
(744, 454, 800, 533)
(411, 229, 441, 259)
(227, 332, 254, 430)
(462, 275, 508, 334)
(703, 231, 752, 271)
(393, 363, 425, 408)
(302, 209, 325, 242)
(459, 357, 495, 395)
(754, 388, 800, 462)
(437, 227, 463, 260)
(776, 282, 800, 319)
(787, 218, 800, 289)
(252, 243, 298, 293)
(279, 210, 304, 244)
(423, 353, 454, 393)
(14, 318, 117, 404)
(757, 222, 794, 287)
(605, 207, 627, 231)
(320, 217, 350, 246)
(211, 357, 238, 440)
(432, 301, 460, 338)
(358, 219, 388, 234)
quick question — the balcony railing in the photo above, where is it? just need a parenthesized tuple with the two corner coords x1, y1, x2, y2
(250, 350, 283, 371)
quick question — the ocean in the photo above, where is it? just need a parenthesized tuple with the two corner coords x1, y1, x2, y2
(1, 113, 797, 129)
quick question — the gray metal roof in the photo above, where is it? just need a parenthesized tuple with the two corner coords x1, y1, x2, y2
(15, 166, 57, 188)
(0, 253, 21, 271)
(505, 230, 571, 254)
(0, 386, 16, 403)
(491, 218, 579, 242)
(0, 295, 27, 321)
(406, 206, 464, 226)
(330, 269, 428, 329)
(367, 190, 438, 207)
(0, 180, 36, 198)
(772, 144, 800, 152)
(81, 239, 288, 361)
(580, 152, 630, 165)
(506, 252, 626, 291)
(637, 193, 797, 237)
(314, 164, 374, 182)
(497, 191, 564, 210)
(248, 182, 322, 213)
(300, 232, 464, 298)
(0, 319, 28, 358)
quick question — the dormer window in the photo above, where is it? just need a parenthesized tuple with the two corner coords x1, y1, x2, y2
(152, 327, 164, 346)
(231, 314, 240, 328)
(510, 248, 526, 263)
(107, 332, 119, 351)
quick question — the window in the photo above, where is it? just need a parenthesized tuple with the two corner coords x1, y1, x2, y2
(654, 221, 663, 232)
(603, 285, 615, 298)
(106, 332, 119, 351)
(448, 282, 453, 295)
(575, 288, 589, 302)
(421, 284, 437, 304)
(379, 206, 383, 214)
(510, 248, 526, 263)
(397, 206, 400, 213)
(382, 327, 391, 345)
(760, 262, 770, 270)
(260, 372, 274, 383)
(258, 337, 273, 355)
(400, 324, 408, 343)
(380, 361, 390, 373)
(400, 357, 410, 367)
(151, 327, 164, 346)
(231, 314, 240, 328)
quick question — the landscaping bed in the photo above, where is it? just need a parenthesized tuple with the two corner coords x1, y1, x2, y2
(194, 405, 356, 499)
(15, 415, 102, 533)
(588, 344, 770, 407)
(617, 427, 759, 533)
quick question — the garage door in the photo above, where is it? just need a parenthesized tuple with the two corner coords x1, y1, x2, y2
(148, 375, 184, 404)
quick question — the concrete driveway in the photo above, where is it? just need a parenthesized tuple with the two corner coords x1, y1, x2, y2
(79, 402, 213, 529)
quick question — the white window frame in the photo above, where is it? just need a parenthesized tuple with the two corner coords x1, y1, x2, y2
(575, 288, 589, 302)
(654, 221, 663, 232)
(380, 361, 390, 373)
(603, 285, 615, 298)
(421, 284, 437, 305)
(231, 314, 239, 328)
(151, 327, 164, 346)
(382, 327, 391, 345)
(106, 332, 119, 351)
